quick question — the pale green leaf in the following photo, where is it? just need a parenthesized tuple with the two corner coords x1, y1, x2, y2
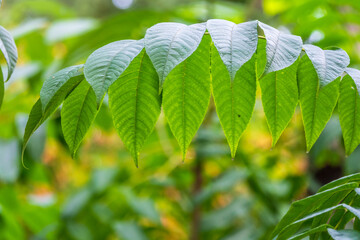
(212, 40, 257, 158)
(298, 52, 342, 151)
(259, 60, 299, 146)
(319, 173, 360, 192)
(328, 229, 360, 240)
(303, 44, 350, 87)
(108, 50, 161, 167)
(61, 80, 98, 157)
(206, 19, 258, 81)
(339, 68, 360, 155)
(84, 39, 144, 103)
(0, 25, 18, 81)
(163, 35, 211, 160)
(272, 182, 358, 238)
(40, 65, 84, 112)
(258, 22, 302, 74)
(145, 22, 206, 91)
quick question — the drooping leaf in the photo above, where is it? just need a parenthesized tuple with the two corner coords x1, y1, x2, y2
(163, 35, 211, 160)
(339, 68, 360, 156)
(61, 80, 98, 157)
(108, 50, 161, 167)
(206, 19, 258, 81)
(298, 45, 349, 151)
(272, 182, 358, 238)
(0, 25, 18, 81)
(145, 22, 206, 91)
(40, 65, 84, 112)
(212, 41, 257, 157)
(277, 203, 360, 240)
(258, 22, 302, 74)
(327, 229, 360, 240)
(259, 60, 299, 146)
(84, 39, 144, 103)
(23, 72, 84, 159)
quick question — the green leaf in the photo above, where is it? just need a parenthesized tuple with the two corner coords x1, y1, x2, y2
(163, 36, 211, 160)
(288, 224, 332, 240)
(0, 68, 3, 109)
(23, 71, 83, 160)
(108, 50, 161, 167)
(259, 60, 299, 146)
(298, 45, 349, 151)
(258, 22, 302, 74)
(339, 68, 360, 155)
(84, 39, 144, 103)
(327, 229, 360, 240)
(206, 19, 258, 81)
(113, 222, 148, 240)
(212, 41, 257, 157)
(61, 80, 98, 157)
(272, 182, 358, 238)
(40, 65, 84, 112)
(145, 22, 206, 91)
(319, 173, 360, 192)
(0, 25, 18, 81)
(277, 203, 360, 240)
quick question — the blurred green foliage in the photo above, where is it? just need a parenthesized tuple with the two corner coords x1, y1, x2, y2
(0, 0, 359, 239)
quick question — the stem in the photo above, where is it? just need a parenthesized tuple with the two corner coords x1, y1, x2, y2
(190, 157, 203, 240)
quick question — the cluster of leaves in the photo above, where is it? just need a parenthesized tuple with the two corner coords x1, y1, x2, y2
(23, 19, 360, 167)
(273, 173, 360, 239)
(0, 0, 18, 109)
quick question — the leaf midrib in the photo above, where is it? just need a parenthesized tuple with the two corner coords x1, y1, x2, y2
(71, 86, 92, 153)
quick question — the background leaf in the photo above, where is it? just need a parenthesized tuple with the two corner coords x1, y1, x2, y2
(145, 22, 206, 91)
(61, 80, 98, 157)
(108, 50, 161, 167)
(84, 39, 144, 103)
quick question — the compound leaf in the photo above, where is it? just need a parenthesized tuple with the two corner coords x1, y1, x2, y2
(145, 22, 206, 91)
(207, 19, 258, 81)
(163, 35, 211, 160)
(258, 22, 302, 74)
(61, 80, 98, 157)
(339, 68, 360, 156)
(84, 39, 144, 103)
(108, 50, 161, 167)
